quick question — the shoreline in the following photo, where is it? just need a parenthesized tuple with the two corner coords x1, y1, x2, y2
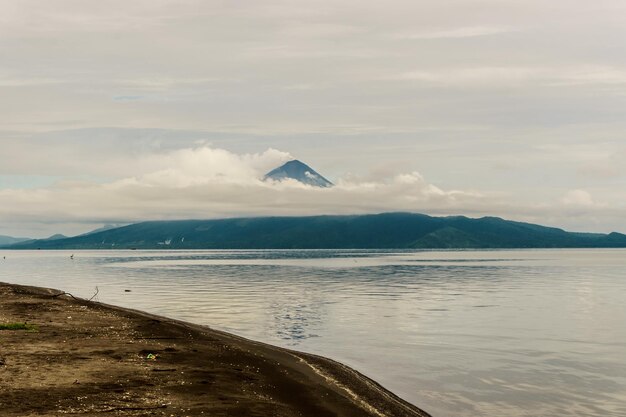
(0, 281, 431, 416)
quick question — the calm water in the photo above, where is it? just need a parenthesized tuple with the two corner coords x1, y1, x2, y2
(1, 249, 625, 417)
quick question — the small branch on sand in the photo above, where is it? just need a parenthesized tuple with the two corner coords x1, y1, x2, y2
(51, 286, 99, 303)
(50, 292, 80, 300)
(88, 286, 99, 302)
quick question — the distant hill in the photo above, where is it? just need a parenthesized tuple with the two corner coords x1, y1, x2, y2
(45, 234, 68, 240)
(1, 233, 68, 247)
(0, 235, 31, 246)
(264, 160, 333, 187)
(0, 228, 118, 249)
(77, 224, 125, 237)
(5, 213, 626, 249)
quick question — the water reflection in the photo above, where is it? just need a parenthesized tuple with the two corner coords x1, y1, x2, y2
(269, 296, 323, 343)
(1, 249, 625, 417)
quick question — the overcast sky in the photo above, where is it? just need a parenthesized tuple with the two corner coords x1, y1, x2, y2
(2, 0, 626, 237)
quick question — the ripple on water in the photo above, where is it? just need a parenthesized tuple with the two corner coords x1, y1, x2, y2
(2, 248, 625, 417)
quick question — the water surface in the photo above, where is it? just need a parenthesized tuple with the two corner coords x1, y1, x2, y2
(1, 249, 625, 417)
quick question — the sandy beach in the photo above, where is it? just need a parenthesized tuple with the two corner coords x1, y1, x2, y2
(0, 282, 431, 417)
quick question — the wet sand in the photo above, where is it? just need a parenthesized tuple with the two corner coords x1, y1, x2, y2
(0, 282, 431, 417)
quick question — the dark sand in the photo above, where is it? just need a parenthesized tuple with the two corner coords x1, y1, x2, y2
(0, 282, 431, 417)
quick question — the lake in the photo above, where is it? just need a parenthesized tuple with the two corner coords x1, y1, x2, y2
(1, 249, 625, 416)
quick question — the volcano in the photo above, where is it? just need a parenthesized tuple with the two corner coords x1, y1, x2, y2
(263, 160, 333, 187)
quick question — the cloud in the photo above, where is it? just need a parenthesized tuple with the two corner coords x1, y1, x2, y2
(395, 67, 535, 82)
(3, 144, 625, 238)
(390, 26, 516, 40)
(561, 189, 597, 207)
(0, 146, 486, 232)
(121, 146, 292, 187)
(550, 66, 626, 86)
(0, 75, 64, 87)
(113, 96, 143, 102)
(389, 66, 626, 89)
(279, 23, 362, 38)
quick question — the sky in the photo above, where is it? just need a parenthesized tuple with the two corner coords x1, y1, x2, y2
(1, 0, 626, 238)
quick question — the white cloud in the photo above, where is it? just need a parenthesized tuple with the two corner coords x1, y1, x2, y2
(551, 66, 626, 86)
(390, 66, 626, 89)
(390, 26, 516, 40)
(392, 67, 541, 86)
(0, 75, 64, 87)
(3, 145, 625, 238)
(122, 146, 292, 187)
(0, 146, 486, 232)
(561, 189, 596, 207)
(279, 23, 362, 38)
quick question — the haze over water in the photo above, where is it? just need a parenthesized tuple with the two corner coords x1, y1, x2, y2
(2, 249, 625, 417)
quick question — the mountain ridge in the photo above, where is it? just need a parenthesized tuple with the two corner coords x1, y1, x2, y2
(4, 212, 626, 249)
